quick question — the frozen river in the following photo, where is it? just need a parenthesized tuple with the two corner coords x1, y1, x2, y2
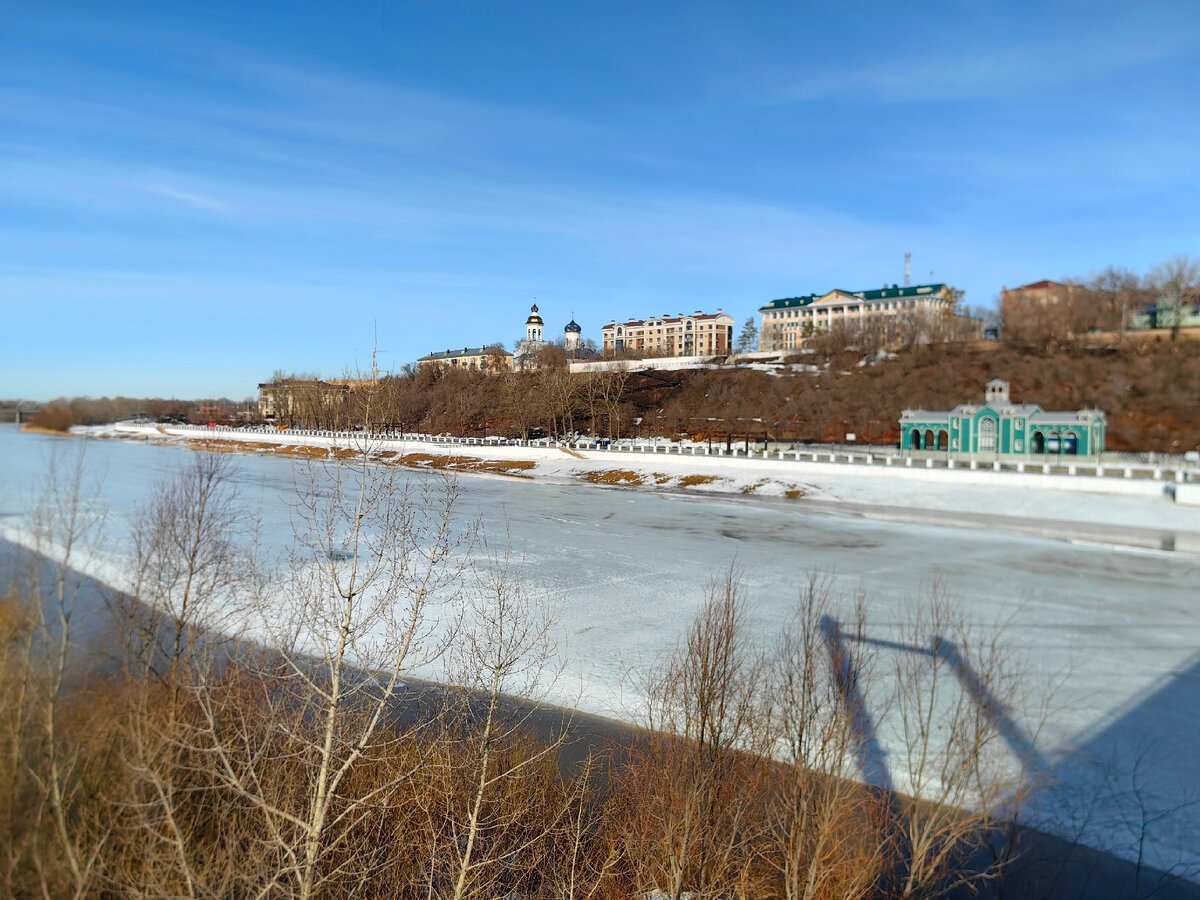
(1, 424, 1197, 876)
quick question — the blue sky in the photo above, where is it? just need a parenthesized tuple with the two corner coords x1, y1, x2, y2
(3, 1, 1198, 400)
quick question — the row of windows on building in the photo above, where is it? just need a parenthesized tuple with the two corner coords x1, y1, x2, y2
(908, 424, 1083, 455)
(600, 310, 735, 357)
(758, 285, 956, 351)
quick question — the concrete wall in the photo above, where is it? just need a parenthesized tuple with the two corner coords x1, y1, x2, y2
(1176, 483, 1200, 507)
(568, 355, 714, 373)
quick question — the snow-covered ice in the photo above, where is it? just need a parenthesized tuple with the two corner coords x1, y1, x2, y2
(1, 423, 1197, 878)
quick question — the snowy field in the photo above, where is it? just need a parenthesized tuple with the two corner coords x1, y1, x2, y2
(1, 423, 1198, 878)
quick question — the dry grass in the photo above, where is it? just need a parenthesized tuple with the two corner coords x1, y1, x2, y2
(184, 440, 359, 460)
(18, 424, 78, 436)
(284, 444, 360, 461)
(653, 472, 672, 485)
(741, 480, 767, 494)
(395, 453, 535, 478)
(582, 469, 646, 485)
(677, 474, 719, 488)
(784, 488, 806, 499)
(185, 439, 262, 455)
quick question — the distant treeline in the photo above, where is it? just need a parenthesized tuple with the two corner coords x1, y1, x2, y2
(27, 395, 249, 431)
(28, 339, 1200, 454)
(1000, 256, 1200, 348)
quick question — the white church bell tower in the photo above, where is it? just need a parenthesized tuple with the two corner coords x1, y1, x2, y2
(526, 304, 544, 344)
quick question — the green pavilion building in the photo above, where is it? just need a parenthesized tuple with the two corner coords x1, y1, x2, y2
(900, 380, 1105, 460)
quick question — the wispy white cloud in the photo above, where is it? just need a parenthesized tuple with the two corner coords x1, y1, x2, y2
(769, 21, 1200, 104)
(0, 157, 970, 300)
(135, 179, 235, 214)
(887, 132, 1200, 189)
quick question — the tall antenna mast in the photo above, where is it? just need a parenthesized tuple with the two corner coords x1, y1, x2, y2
(904, 252, 912, 287)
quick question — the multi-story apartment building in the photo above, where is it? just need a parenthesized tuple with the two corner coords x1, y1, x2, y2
(999, 280, 1080, 332)
(257, 379, 349, 427)
(600, 310, 734, 357)
(999, 280, 1077, 316)
(416, 346, 513, 374)
(759, 283, 955, 351)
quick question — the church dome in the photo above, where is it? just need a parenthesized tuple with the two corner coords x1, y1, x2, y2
(526, 304, 544, 325)
(564, 319, 581, 334)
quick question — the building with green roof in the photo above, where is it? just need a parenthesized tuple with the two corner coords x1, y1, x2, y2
(759, 283, 955, 351)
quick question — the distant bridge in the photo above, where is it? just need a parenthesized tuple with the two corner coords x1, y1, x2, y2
(0, 401, 45, 424)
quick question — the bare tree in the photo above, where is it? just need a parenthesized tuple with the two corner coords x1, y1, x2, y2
(581, 373, 602, 440)
(482, 342, 513, 375)
(894, 310, 947, 350)
(597, 368, 630, 442)
(886, 582, 1027, 899)
(0, 580, 33, 897)
(541, 751, 620, 900)
(500, 371, 541, 440)
(22, 444, 110, 899)
(1149, 254, 1200, 341)
(261, 373, 346, 430)
(614, 566, 770, 899)
(429, 535, 575, 900)
(544, 367, 581, 439)
(180, 412, 474, 898)
(113, 451, 260, 898)
(764, 574, 885, 900)
(127, 452, 255, 689)
(1087, 266, 1143, 339)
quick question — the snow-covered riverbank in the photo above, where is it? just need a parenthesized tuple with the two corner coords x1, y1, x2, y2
(93, 422, 1200, 554)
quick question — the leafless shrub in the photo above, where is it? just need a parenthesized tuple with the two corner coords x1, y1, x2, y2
(21, 444, 111, 898)
(763, 574, 887, 900)
(611, 565, 771, 899)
